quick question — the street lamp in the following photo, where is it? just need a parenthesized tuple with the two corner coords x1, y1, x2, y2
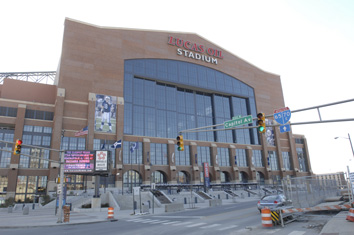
(334, 133, 354, 158)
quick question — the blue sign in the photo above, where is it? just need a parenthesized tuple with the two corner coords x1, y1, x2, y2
(273, 107, 291, 125)
(280, 124, 291, 133)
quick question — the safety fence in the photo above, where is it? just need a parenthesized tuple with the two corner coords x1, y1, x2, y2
(282, 176, 342, 209)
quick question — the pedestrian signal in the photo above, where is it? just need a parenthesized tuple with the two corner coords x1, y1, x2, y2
(13, 139, 23, 155)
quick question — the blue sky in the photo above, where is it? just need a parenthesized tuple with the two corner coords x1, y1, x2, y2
(1, 0, 354, 174)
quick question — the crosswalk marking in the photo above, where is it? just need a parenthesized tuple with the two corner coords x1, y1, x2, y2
(150, 220, 170, 224)
(265, 229, 281, 234)
(127, 218, 147, 222)
(172, 221, 193, 226)
(140, 219, 159, 223)
(125, 218, 242, 232)
(218, 225, 239, 231)
(162, 221, 180, 225)
(200, 224, 221, 229)
(186, 223, 207, 227)
(288, 232, 306, 235)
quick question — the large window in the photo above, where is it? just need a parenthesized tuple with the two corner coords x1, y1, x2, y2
(150, 143, 168, 165)
(282, 152, 291, 171)
(175, 145, 190, 166)
(0, 106, 17, 117)
(25, 109, 54, 120)
(124, 59, 259, 145)
(123, 141, 142, 164)
(0, 130, 14, 168)
(197, 146, 211, 166)
(19, 125, 52, 169)
(252, 150, 263, 167)
(297, 148, 307, 172)
(0, 176, 8, 194)
(236, 149, 248, 167)
(217, 148, 230, 166)
(15, 176, 47, 203)
(268, 151, 279, 171)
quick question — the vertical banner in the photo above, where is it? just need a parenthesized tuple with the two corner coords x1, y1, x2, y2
(95, 94, 117, 133)
(203, 162, 210, 189)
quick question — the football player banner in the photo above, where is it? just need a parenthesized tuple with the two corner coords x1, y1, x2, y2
(95, 94, 117, 133)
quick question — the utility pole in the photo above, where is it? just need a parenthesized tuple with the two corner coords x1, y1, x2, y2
(57, 129, 65, 223)
(57, 151, 65, 223)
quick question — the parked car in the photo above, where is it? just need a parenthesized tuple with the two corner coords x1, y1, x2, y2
(257, 194, 292, 212)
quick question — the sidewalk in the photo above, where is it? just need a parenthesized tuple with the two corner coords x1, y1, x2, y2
(320, 211, 354, 235)
(0, 205, 167, 228)
(0, 197, 256, 228)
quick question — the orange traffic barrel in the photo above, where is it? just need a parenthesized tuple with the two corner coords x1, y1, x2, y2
(107, 207, 115, 220)
(346, 208, 354, 222)
(261, 208, 273, 228)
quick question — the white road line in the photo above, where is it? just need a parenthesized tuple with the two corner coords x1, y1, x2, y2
(218, 225, 239, 231)
(126, 218, 147, 222)
(149, 220, 170, 224)
(172, 221, 193, 226)
(265, 229, 281, 234)
(140, 219, 159, 223)
(288, 231, 306, 235)
(200, 224, 221, 229)
(186, 223, 207, 228)
(162, 221, 180, 225)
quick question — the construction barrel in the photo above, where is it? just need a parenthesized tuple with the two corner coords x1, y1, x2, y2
(261, 208, 273, 228)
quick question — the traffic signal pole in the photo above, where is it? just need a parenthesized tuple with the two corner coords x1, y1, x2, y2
(178, 98, 354, 134)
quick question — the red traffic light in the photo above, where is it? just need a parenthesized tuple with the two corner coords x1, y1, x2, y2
(14, 139, 23, 155)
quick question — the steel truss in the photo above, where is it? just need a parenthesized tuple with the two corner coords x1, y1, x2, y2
(0, 71, 56, 84)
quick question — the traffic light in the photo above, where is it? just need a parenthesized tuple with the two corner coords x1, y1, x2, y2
(13, 139, 23, 155)
(257, 113, 266, 133)
(176, 135, 184, 151)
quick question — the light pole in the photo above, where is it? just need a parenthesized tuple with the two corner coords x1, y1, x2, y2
(334, 133, 354, 204)
(334, 133, 354, 157)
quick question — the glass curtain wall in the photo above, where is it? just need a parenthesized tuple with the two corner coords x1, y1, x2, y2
(124, 59, 259, 145)
(0, 130, 14, 169)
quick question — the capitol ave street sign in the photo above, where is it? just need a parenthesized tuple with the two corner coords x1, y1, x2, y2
(224, 115, 253, 129)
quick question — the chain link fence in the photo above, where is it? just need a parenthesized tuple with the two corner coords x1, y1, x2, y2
(282, 176, 343, 209)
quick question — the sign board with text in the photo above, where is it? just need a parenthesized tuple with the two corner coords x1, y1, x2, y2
(224, 115, 253, 129)
(64, 150, 110, 175)
(64, 151, 95, 174)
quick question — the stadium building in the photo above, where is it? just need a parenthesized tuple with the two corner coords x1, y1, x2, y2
(0, 18, 312, 203)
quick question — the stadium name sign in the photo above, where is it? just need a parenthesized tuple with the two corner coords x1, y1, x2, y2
(168, 36, 223, 65)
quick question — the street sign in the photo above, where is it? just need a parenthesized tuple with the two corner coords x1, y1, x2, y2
(274, 107, 291, 125)
(224, 115, 253, 129)
(280, 124, 291, 133)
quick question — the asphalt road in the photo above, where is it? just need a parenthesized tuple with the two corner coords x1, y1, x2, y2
(0, 199, 334, 235)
